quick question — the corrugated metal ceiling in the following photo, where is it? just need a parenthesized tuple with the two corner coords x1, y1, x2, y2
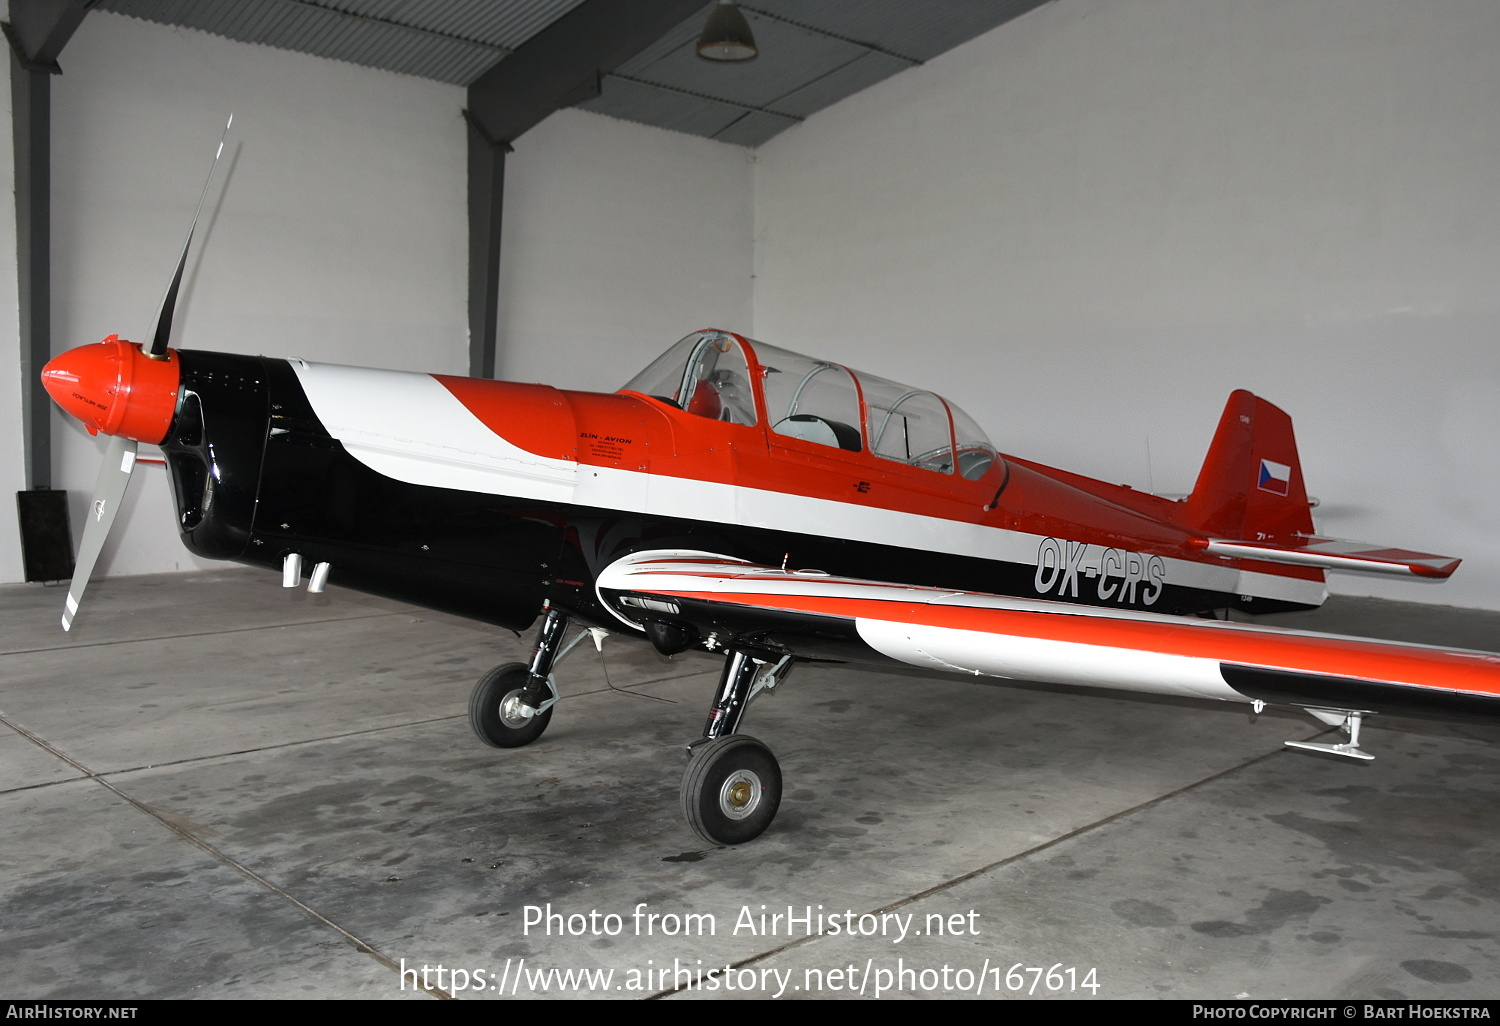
(97, 0, 1048, 147)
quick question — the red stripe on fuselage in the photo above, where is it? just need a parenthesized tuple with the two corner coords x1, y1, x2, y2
(433, 375, 1319, 586)
(433, 376, 579, 461)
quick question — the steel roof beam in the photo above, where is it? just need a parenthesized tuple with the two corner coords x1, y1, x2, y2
(7, 0, 93, 492)
(464, 0, 707, 378)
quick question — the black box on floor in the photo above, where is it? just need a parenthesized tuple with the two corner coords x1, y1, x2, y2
(17, 488, 74, 582)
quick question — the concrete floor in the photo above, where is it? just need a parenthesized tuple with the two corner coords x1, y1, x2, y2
(2, 569, 1498, 1001)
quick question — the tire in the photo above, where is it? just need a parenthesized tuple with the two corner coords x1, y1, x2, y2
(470, 663, 552, 748)
(681, 735, 782, 845)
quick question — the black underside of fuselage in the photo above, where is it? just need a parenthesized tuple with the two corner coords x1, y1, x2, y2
(157, 352, 1305, 640)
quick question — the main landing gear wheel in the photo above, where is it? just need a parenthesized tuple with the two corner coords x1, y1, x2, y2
(682, 735, 782, 845)
(470, 663, 552, 748)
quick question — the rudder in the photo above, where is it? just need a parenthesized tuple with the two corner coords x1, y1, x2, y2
(1180, 390, 1314, 541)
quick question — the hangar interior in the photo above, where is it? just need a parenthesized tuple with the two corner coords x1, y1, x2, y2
(2, 0, 1498, 1001)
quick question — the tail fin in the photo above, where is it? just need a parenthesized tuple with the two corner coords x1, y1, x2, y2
(1180, 390, 1314, 541)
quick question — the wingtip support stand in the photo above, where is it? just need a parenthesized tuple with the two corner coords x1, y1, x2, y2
(1285, 708, 1375, 761)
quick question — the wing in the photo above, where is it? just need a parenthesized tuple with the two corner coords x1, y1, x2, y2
(597, 551, 1500, 741)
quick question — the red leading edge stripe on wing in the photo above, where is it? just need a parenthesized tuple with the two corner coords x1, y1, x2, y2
(641, 584, 1500, 699)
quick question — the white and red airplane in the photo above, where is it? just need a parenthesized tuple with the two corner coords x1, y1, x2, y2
(38, 150, 1500, 846)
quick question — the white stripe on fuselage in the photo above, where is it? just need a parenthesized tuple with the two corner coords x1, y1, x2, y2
(289, 361, 1324, 607)
(291, 361, 578, 501)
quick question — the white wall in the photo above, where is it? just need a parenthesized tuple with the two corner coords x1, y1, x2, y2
(33, 11, 468, 580)
(496, 109, 754, 392)
(751, 0, 1500, 609)
(2, 11, 753, 585)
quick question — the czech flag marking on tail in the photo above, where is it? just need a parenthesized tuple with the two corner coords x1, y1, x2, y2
(1258, 459, 1291, 496)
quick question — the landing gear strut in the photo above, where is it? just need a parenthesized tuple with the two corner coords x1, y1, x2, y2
(470, 610, 797, 845)
(681, 651, 793, 844)
(470, 607, 573, 748)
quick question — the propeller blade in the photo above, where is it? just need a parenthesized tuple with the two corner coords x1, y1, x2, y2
(145, 114, 233, 359)
(61, 436, 140, 631)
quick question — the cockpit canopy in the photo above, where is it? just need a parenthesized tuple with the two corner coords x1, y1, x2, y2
(620, 330, 997, 480)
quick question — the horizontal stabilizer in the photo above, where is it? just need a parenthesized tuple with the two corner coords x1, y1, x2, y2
(1194, 536, 1460, 579)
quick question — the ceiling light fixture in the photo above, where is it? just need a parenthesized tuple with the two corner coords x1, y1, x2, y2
(697, 1, 758, 62)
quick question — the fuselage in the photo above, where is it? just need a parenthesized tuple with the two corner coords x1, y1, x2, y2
(146, 338, 1323, 640)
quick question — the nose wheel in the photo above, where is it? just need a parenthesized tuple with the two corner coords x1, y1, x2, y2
(470, 607, 575, 749)
(470, 663, 553, 748)
(682, 735, 782, 845)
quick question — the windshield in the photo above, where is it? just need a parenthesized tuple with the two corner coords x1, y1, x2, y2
(620, 330, 757, 426)
(621, 331, 996, 478)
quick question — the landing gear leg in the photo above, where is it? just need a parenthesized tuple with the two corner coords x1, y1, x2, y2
(470, 607, 570, 748)
(681, 652, 792, 844)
